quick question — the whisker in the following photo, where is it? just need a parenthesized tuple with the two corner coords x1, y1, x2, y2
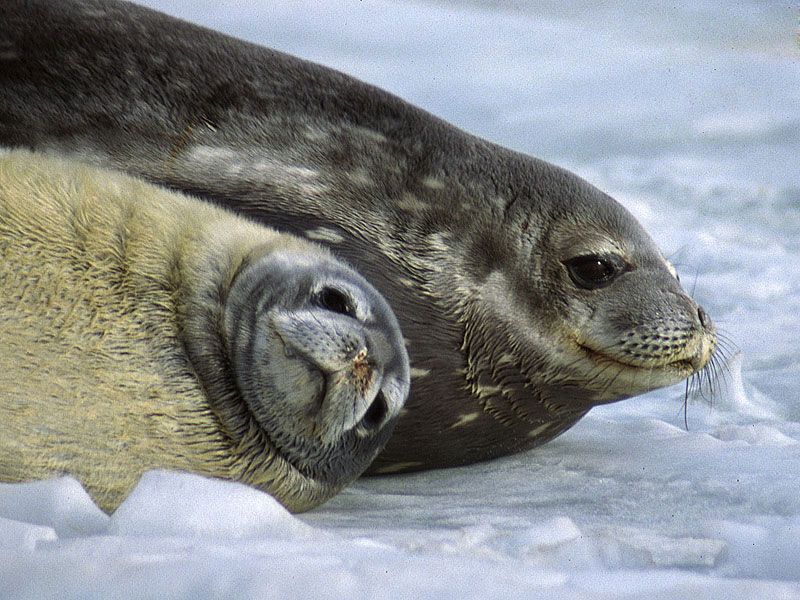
(684, 378, 690, 430)
(686, 327, 737, 406)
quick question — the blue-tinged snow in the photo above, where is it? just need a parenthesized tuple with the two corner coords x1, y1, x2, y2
(2, 1, 798, 598)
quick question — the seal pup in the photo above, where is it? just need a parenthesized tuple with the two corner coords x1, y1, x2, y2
(0, 149, 410, 512)
(0, 0, 717, 472)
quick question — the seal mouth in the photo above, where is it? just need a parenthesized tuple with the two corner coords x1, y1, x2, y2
(667, 357, 702, 372)
(576, 342, 701, 375)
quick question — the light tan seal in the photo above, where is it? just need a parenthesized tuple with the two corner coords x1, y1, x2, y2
(0, 0, 717, 472)
(0, 149, 410, 512)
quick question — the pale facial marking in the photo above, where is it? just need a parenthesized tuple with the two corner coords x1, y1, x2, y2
(421, 176, 446, 190)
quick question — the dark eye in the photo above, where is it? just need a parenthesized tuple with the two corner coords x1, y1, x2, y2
(563, 255, 625, 290)
(315, 286, 355, 317)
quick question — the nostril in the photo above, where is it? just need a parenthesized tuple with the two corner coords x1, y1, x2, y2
(362, 391, 388, 430)
(697, 306, 709, 329)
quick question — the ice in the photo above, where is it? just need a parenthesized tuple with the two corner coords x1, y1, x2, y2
(0, 476, 108, 537)
(0, 516, 57, 553)
(595, 526, 726, 569)
(108, 470, 317, 539)
(3, 0, 799, 597)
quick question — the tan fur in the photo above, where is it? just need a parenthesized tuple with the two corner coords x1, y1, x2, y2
(0, 149, 340, 512)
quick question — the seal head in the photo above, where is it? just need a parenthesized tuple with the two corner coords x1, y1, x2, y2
(456, 169, 715, 413)
(182, 247, 410, 508)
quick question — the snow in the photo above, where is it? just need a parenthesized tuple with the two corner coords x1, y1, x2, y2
(107, 471, 317, 540)
(3, 0, 799, 597)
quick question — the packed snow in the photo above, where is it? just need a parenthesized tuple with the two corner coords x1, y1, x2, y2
(2, 1, 798, 597)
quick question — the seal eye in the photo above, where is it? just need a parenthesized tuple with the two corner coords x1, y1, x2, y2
(564, 255, 623, 290)
(315, 286, 355, 317)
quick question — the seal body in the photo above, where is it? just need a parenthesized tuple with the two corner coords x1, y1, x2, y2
(0, 149, 410, 512)
(0, 0, 717, 472)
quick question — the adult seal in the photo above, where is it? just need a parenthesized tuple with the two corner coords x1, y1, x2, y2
(0, 149, 410, 513)
(0, 0, 718, 472)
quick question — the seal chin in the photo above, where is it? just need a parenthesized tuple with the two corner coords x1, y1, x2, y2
(579, 341, 713, 372)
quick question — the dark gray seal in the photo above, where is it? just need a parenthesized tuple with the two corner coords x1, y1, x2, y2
(0, 0, 717, 472)
(0, 149, 409, 512)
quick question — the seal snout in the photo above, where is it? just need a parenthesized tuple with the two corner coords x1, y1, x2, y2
(682, 301, 717, 369)
(322, 337, 396, 437)
(685, 306, 717, 372)
(350, 347, 377, 387)
(270, 309, 394, 442)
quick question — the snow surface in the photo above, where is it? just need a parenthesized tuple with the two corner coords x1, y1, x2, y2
(2, 1, 798, 598)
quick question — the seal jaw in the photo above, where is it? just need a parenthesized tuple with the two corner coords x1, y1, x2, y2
(572, 335, 716, 401)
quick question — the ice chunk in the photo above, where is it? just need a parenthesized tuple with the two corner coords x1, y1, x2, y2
(510, 517, 601, 569)
(712, 423, 797, 447)
(0, 477, 109, 537)
(598, 526, 727, 569)
(108, 470, 317, 539)
(708, 351, 783, 422)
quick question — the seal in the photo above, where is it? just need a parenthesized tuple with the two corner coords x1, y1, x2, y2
(0, 0, 717, 472)
(0, 149, 410, 512)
